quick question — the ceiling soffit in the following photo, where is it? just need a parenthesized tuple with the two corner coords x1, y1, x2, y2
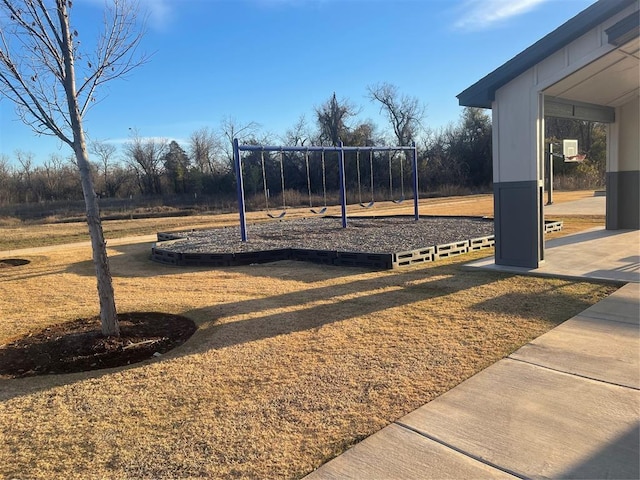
(544, 37, 639, 121)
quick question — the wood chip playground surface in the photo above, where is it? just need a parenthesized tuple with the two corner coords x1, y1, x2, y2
(151, 215, 497, 269)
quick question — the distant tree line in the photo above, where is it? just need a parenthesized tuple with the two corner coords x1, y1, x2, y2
(0, 87, 605, 214)
(0, 86, 490, 208)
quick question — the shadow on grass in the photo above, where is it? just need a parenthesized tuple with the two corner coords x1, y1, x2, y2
(0, 255, 67, 284)
(3, 250, 609, 407)
(180, 268, 496, 352)
(472, 288, 601, 322)
(0, 257, 510, 403)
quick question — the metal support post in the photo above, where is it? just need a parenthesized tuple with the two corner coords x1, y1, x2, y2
(547, 142, 554, 206)
(338, 141, 348, 228)
(411, 143, 419, 221)
(233, 138, 248, 241)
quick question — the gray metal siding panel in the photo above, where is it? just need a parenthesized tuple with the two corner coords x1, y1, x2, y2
(607, 171, 640, 229)
(494, 181, 542, 268)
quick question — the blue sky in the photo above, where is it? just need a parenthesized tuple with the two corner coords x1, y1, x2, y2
(0, 0, 595, 165)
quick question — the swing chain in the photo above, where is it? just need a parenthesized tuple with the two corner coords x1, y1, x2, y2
(356, 149, 374, 208)
(261, 148, 287, 218)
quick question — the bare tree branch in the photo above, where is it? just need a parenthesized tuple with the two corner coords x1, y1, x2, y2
(77, 0, 150, 117)
(189, 127, 225, 174)
(0, 0, 148, 141)
(367, 82, 426, 146)
(219, 116, 261, 166)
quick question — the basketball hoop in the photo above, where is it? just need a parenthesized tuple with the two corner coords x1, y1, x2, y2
(564, 154, 587, 163)
(562, 139, 584, 162)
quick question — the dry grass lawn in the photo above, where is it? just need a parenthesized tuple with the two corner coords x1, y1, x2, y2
(0, 191, 615, 479)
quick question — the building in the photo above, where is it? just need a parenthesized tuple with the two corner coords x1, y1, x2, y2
(458, 0, 639, 268)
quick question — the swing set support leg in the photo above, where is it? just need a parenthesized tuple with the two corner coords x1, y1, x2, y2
(338, 141, 348, 228)
(412, 143, 420, 221)
(233, 138, 248, 242)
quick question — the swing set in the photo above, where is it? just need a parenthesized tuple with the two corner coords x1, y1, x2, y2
(233, 139, 418, 242)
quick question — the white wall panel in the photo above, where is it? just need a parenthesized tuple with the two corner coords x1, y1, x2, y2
(618, 97, 640, 172)
(494, 70, 540, 183)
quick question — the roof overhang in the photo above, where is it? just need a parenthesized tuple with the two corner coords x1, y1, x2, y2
(606, 10, 640, 45)
(457, 0, 638, 109)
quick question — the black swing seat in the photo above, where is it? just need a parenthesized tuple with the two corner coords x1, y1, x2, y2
(359, 201, 375, 208)
(392, 197, 405, 204)
(310, 207, 327, 215)
(267, 211, 287, 219)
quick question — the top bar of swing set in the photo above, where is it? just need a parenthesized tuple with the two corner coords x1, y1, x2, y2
(233, 138, 419, 242)
(236, 144, 417, 153)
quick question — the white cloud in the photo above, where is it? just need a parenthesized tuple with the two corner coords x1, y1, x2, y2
(454, 0, 550, 31)
(138, 0, 172, 31)
(104, 135, 183, 144)
(79, 0, 173, 31)
(248, 0, 333, 9)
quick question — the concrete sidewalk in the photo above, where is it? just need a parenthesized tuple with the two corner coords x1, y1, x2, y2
(307, 282, 639, 479)
(306, 223, 640, 479)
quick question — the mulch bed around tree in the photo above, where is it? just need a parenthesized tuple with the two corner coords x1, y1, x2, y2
(0, 312, 197, 378)
(0, 258, 30, 268)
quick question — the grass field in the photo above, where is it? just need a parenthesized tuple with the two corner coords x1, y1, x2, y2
(0, 191, 615, 479)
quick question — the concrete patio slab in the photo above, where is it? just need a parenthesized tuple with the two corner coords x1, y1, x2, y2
(305, 423, 517, 480)
(466, 228, 640, 284)
(398, 359, 639, 480)
(544, 195, 606, 216)
(510, 313, 640, 388)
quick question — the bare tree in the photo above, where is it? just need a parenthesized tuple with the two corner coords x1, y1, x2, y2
(367, 82, 426, 146)
(219, 116, 261, 167)
(89, 140, 118, 197)
(123, 132, 168, 195)
(282, 115, 310, 146)
(315, 92, 359, 146)
(189, 127, 224, 175)
(0, 153, 12, 205)
(42, 153, 65, 199)
(0, 0, 148, 336)
(14, 150, 34, 202)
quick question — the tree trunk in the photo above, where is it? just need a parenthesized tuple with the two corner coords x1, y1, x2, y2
(75, 142, 119, 337)
(58, 1, 119, 336)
